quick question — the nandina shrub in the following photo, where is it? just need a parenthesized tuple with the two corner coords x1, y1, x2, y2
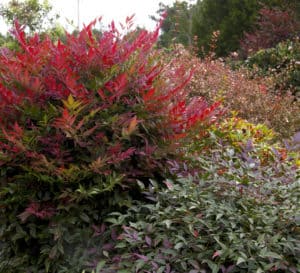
(0, 19, 221, 272)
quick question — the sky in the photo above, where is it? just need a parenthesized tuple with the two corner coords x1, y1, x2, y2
(0, 0, 179, 34)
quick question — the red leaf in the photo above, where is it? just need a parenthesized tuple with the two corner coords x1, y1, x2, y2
(143, 88, 155, 102)
(126, 14, 135, 24)
(19, 202, 56, 222)
(212, 251, 220, 259)
(193, 229, 199, 238)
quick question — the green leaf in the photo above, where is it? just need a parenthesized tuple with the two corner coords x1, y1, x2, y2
(237, 257, 246, 265)
(136, 180, 145, 190)
(174, 242, 184, 250)
(104, 217, 118, 224)
(96, 260, 106, 273)
(260, 251, 282, 260)
(79, 213, 90, 223)
(115, 242, 127, 249)
(216, 213, 223, 220)
(163, 219, 172, 229)
(205, 260, 219, 273)
(135, 259, 146, 271)
(157, 266, 166, 273)
(188, 259, 200, 269)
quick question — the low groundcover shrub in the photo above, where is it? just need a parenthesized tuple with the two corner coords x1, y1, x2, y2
(93, 140, 299, 273)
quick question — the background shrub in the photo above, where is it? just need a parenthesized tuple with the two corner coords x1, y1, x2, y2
(240, 7, 299, 56)
(162, 45, 300, 139)
(243, 39, 300, 98)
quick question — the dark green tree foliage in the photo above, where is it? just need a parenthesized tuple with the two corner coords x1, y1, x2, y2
(192, 0, 259, 56)
(0, 0, 57, 33)
(153, 0, 260, 55)
(152, 1, 196, 47)
(154, 0, 299, 56)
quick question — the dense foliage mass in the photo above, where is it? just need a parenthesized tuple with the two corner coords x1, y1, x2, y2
(0, 1, 299, 272)
(241, 7, 299, 56)
(243, 39, 300, 98)
(94, 171, 299, 272)
(80, 115, 300, 272)
(79, 129, 299, 272)
(161, 45, 300, 139)
(0, 19, 221, 272)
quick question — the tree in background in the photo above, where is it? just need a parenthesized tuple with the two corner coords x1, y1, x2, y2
(192, 0, 259, 56)
(0, 0, 65, 48)
(0, 0, 59, 33)
(151, 1, 195, 48)
(154, 0, 300, 56)
(153, 0, 260, 56)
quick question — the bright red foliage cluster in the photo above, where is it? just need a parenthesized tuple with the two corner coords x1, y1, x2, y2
(0, 18, 221, 213)
(0, 21, 219, 160)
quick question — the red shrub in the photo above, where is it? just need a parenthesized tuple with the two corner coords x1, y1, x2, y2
(0, 19, 220, 178)
(241, 7, 299, 55)
(162, 45, 300, 139)
(0, 18, 223, 271)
